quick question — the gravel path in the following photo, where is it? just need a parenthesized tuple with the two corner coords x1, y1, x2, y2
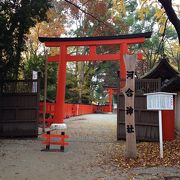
(0, 114, 179, 180)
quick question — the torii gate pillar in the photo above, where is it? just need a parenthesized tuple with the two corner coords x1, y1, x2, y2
(55, 45, 67, 123)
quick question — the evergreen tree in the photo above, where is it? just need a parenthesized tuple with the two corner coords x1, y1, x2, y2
(0, 0, 50, 80)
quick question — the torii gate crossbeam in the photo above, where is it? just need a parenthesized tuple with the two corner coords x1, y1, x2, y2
(39, 32, 152, 124)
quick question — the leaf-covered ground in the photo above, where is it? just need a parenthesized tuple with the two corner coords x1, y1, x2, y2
(108, 140, 180, 169)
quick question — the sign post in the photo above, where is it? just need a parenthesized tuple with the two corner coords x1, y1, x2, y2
(144, 92, 176, 158)
(32, 71, 38, 93)
(158, 110, 163, 158)
(122, 54, 137, 158)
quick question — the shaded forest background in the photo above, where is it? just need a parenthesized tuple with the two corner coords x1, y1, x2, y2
(0, 0, 180, 104)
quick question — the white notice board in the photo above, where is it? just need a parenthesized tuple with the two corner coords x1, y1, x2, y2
(144, 92, 176, 159)
(145, 92, 176, 110)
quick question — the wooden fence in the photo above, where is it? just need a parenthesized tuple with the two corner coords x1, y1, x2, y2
(117, 78, 161, 141)
(0, 80, 40, 137)
(135, 78, 161, 94)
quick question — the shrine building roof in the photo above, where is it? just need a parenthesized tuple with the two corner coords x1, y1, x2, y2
(141, 58, 179, 81)
(39, 32, 152, 43)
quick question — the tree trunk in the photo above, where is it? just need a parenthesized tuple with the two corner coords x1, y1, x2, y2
(78, 62, 85, 104)
(158, 0, 180, 44)
(14, 28, 24, 80)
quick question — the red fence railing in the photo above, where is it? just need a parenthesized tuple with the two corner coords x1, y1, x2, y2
(41, 131, 69, 152)
(39, 102, 110, 126)
(64, 104, 99, 117)
(99, 105, 110, 113)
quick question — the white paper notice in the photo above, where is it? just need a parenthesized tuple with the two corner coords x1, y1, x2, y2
(147, 94, 173, 110)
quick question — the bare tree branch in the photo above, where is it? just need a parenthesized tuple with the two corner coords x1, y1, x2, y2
(158, 0, 180, 44)
(82, 0, 90, 6)
(156, 18, 168, 57)
(64, 0, 113, 30)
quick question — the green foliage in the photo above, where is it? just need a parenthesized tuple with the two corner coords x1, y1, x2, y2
(0, 0, 50, 80)
(23, 54, 57, 101)
(66, 61, 97, 104)
(93, 61, 119, 104)
(65, 69, 79, 103)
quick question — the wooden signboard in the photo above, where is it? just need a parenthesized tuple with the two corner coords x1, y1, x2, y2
(122, 54, 137, 158)
(145, 92, 176, 158)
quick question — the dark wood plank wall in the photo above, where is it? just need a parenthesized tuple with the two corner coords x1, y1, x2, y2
(0, 80, 40, 137)
(117, 79, 161, 141)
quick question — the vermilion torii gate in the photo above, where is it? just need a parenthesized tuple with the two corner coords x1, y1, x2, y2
(39, 32, 151, 124)
(104, 87, 117, 113)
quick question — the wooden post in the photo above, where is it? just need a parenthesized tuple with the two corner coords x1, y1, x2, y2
(43, 50, 48, 132)
(60, 132, 65, 152)
(122, 54, 137, 158)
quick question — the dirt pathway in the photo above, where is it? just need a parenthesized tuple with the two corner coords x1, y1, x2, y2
(0, 114, 179, 180)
